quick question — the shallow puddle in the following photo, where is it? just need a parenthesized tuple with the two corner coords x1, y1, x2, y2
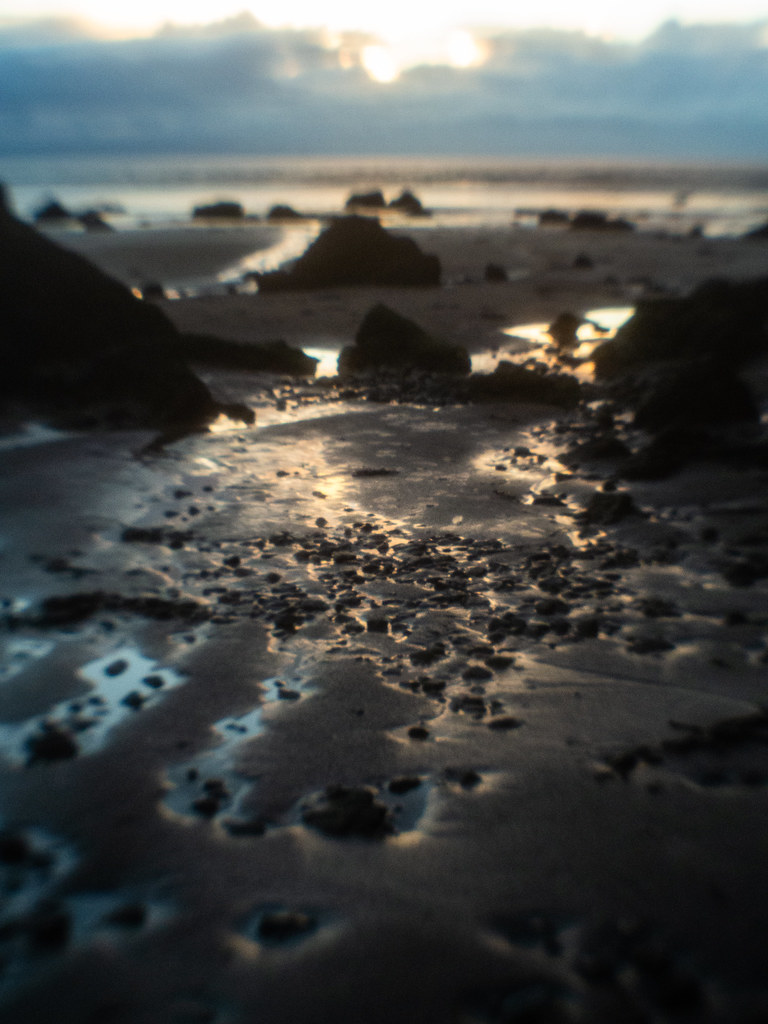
(0, 646, 185, 764)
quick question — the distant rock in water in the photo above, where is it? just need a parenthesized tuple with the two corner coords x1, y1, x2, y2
(78, 209, 113, 232)
(34, 199, 73, 223)
(256, 216, 441, 291)
(267, 204, 304, 221)
(0, 184, 249, 438)
(570, 210, 635, 232)
(743, 221, 768, 240)
(345, 190, 386, 211)
(538, 209, 569, 226)
(388, 190, 430, 217)
(339, 304, 469, 375)
(593, 277, 768, 377)
(192, 201, 245, 220)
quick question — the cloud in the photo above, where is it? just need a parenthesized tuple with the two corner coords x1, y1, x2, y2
(0, 15, 766, 158)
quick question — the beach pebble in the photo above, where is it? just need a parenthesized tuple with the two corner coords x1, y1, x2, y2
(258, 910, 317, 942)
(301, 785, 393, 838)
(26, 723, 79, 763)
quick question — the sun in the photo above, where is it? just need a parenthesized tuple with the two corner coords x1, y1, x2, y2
(361, 44, 400, 83)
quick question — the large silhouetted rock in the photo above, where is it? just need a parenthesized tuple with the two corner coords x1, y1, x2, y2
(256, 216, 441, 291)
(338, 304, 469, 375)
(593, 277, 768, 377)
(0, 185, 247, 437)
(633, 364, 759, 432)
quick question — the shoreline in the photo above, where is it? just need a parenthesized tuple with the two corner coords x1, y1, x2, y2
(1, 217, 768, 1021)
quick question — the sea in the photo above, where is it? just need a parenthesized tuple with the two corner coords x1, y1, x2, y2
(2, 153, 768, 238)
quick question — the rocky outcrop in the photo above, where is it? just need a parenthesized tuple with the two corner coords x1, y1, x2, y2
(633, 364, 759, 432)
(339, 304, 469, 375)
(256, 216, 441, 291)
(345, 190, 386, 211)
(0, 185, 249, 438)
(593, 277, 768, 377)
(192, 201, 245, 220)
(570, 210, 635, 232)
(171, 333, 318, 376)
(388, 191, 430, 216)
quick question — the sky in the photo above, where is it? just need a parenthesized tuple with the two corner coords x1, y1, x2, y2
(1, 3, 767, 159)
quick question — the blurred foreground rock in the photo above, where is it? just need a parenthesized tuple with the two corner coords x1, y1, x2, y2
(0, 185, 252, 439)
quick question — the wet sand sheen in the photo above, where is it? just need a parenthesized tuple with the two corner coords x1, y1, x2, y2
(1, 222, 768, 1022)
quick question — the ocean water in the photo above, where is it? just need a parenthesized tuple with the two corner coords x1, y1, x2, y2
(2, 153, 768, 237)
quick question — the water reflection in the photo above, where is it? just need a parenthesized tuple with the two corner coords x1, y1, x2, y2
(473, 305, 634, 376)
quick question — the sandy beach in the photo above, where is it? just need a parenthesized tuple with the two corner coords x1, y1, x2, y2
(2, 215, 768, 1023)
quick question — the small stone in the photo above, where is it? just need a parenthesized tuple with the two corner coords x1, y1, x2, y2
(122, 691, 146, 710)
(105, 659, 128, 677)
(301, 785, 393, 838)
(462, 664, 493, 681)
(258, 910, 316, 942)
(26, 723, 79, 763)
(488, 716, 524, 731)
(408, 725, 430, 741)
(388, 777, 422, 795)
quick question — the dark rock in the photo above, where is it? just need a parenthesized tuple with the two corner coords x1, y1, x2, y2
(339, 303, 470, 375)
(570, 210, 635, 232)
(388, 776, 422, 795)
(563, 434, 632, 466)
(388, 190, 429, 216)
(267, 205, 303, 220)
(301, 785, 393, 838)
(484, 263, 508, 283)
(105, 659, 128, 676)
(0, 185, 244, 437)
(140, 281, 166, 301)
(26, 723, 79, 763)
(351, 466, 400, 477)
(487, 716, 523, 731)
(34, 199, 73, 223)
(345, 190, 386, 210)
(593, 276, 768, 377)
(170, 333, 317, 377)
(623, 427, 712, 479)
(78, 210, 113, 232)
(573, 252, 594, 269)
(743, 220, 768, 240)
(192, 201, 245, 220)
(548, 312, 582, 349)
(408, 725, 430, 740)
(255, 216, 441, 291)
(633, 364, 759, 432)
(581, 491, 643, 525)
(468, 361, 581, 408)
(258, 910, 316, 942)
(538, 209, 569, 225)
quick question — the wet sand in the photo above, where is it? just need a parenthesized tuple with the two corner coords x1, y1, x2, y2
(1, 222, 768, 1022)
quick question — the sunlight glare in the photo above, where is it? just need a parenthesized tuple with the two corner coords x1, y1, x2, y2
(447, 29, 486, 68)
(361, 44, 400, 82)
